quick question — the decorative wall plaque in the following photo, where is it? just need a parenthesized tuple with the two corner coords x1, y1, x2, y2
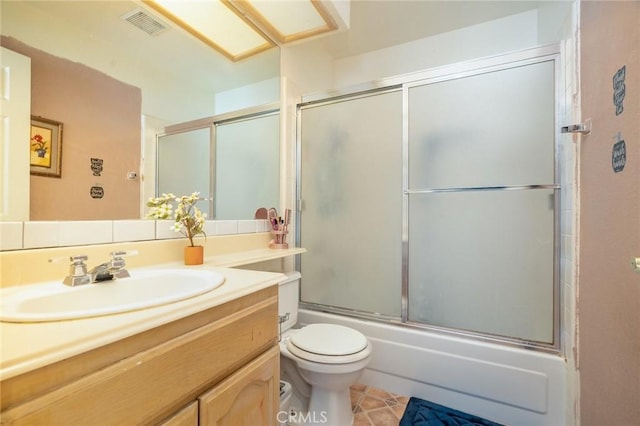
(613, 65, 626, 116)
(91, 158, 104, 176)
(612, 139, 626, 173)
(90, 186, 105, 199)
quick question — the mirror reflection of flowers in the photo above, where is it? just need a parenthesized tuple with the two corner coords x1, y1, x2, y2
(146, 192, 207, 247)
(31, 134, 48, 155)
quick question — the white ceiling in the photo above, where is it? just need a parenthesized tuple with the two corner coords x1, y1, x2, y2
(315, 0, 543, 59)
(3, 1, 546, 93)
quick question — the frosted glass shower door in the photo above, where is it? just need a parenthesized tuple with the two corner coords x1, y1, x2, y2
(215, 113, 279, 219)
(406, 60, 557, 343)
(157, 127, 212, 217)
(299, 90, 403, 317)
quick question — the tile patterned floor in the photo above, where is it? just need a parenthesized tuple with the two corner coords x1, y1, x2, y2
(350, 384, 409, 426)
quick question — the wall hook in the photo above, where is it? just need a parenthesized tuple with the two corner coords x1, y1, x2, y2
(561, 118, 591, 135)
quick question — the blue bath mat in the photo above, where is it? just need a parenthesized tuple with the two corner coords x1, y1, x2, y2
(399, 397, 504, 426)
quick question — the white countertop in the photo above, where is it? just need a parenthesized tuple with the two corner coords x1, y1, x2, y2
(0, 263, 286, 381)
(204, 247, 307, 267)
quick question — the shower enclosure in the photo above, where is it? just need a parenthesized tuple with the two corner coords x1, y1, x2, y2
(156, 105, 280, 220)
(297, 47, 560, 350)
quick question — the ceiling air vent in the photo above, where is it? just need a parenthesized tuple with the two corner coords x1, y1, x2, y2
(121, 9, 168, 36)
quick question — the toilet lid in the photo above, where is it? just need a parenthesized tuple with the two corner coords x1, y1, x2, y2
(289, 323, 368, 356)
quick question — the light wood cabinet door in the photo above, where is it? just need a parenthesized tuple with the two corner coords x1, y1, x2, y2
(199, 346, 280, 426)
(159, 401, 198, 426)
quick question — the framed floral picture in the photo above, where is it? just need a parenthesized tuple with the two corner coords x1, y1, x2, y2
(30, 116, 63, 177)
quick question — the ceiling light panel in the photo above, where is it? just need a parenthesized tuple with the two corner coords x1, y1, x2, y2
(232, 0, 337, 43)
(143, 0, 274, 61)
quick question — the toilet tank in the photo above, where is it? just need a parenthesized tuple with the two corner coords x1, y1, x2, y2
(278, 271, 301, 332)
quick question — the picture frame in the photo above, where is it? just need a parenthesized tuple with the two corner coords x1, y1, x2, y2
(30, 116, 63, 178)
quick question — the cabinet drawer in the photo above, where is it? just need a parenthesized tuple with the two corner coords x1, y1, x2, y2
(1, 295, 277, 425)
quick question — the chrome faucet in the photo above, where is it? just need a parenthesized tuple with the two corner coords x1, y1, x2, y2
(51, 251, 138, 286)
(88, 251, 136, 282)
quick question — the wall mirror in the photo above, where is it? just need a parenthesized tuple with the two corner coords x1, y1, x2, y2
(0, 0, 280, 222)
(157, 106, 280, 220)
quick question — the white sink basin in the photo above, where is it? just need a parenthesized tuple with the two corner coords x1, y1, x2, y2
(0, 269, 225, 323)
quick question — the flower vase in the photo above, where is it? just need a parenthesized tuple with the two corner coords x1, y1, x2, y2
(184, 245, 204, 265)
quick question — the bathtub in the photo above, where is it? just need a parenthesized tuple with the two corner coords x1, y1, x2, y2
(298, 308, 568, 426)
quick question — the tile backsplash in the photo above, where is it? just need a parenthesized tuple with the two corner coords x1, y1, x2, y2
(0, 220, 270, 251)
(0, 222, 23, 251)
(0, 232, 276, 287)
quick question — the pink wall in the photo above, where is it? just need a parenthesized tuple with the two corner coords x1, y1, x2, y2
(2, 37, 141, 220)
(579, 2, 640, 424)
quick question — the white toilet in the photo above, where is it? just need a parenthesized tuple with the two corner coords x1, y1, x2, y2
(278, 272, 372, 426)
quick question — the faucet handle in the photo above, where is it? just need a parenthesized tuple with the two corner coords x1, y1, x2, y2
(49, 255, 91, 286)
(109, 250, 137, 268)
(71, 255, 89, 264)
(109, 250, 137, 279)
(49, 255, 88, 264)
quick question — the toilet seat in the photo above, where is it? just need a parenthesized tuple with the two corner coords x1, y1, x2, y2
(286, 323, 371, 364)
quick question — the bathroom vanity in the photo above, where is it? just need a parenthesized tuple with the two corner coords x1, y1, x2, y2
(0, 266, 286, 425)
